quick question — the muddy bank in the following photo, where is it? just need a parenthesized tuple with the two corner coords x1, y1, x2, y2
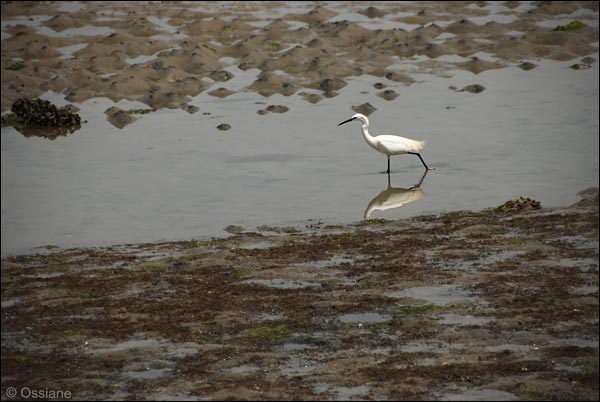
(1, 1, 598, 111)
(2, 191, 598, 400)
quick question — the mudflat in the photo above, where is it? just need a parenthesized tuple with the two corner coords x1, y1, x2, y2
(1, 1, 598, 400)
(1, 191, 598, 400)
(2, 1, 598, 111)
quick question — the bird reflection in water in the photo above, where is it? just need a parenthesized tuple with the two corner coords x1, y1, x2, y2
(364, 170, 429, 220)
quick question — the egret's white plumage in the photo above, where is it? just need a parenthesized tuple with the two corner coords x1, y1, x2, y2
(338, 113, 433, 172)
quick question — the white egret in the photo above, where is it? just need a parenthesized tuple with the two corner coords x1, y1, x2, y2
(338, 113, 434, 173)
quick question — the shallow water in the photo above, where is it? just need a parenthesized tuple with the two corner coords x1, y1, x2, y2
(387, 284, 481, 306)
(338, 312, 392, 324)
(244, 279, 321, 289)
(1, 52, 598, 256)
(312, 383, 372, 401)
(438, 387, 519, 401)
(122, 368, 172, 380)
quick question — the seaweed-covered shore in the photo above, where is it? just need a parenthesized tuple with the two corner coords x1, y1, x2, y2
(2, 191, 598, 400)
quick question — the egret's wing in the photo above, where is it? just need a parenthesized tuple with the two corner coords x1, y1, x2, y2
(375, 135, 425, 154)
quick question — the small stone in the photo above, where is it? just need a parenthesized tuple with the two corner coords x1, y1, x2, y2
(385, 71, 414, 85)
(299, 92, 323, 104)
(106, 109, 138, 129)
(281, 82, 298, 96)
(209, 70, 234, 82)
(362, 6, 386, 18)
(225, 225, 244, 234)
(171, 261, 189, 269)
(208, 88, 235, 98)
(319, 77, 347, 92)
(217, 123, 231, 131)
(461, 84, 486, 93)
(570, 63, 591, 70)
(377, 89, 399, 101)
(581, 56, 596, 64)
(518, 62, 537, 71)
(265, 105, 289, 113)
(181, 103, 199, 114)
(352, 103, 377, 116)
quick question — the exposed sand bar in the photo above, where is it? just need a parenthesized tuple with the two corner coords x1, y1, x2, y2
(2, 1, 598, 111)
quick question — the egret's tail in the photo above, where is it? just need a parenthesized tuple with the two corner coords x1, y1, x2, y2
(409, 139, 425, 153)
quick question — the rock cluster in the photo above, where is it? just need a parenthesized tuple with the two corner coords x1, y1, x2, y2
(11, 98, 81, 128)
(496, 197, 541, 213)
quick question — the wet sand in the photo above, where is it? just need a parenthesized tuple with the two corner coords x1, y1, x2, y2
(1, 190, 598, 400)
(2, 1, 598, 112)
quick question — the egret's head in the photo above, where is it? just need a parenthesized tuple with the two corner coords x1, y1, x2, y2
(338, 113, 369, 126)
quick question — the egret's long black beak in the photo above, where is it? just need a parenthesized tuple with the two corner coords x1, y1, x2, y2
(337, 117, 355, 126)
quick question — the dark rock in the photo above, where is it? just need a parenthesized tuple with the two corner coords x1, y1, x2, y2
(141, 90, 190, 109)
(503, 1, 520, 9)
(299, 92, 323, 104)
(377, 89, 399, 101)
(7, 60, 26, 71)
(581, 56, 596, 64)
(361, 6, 386, 18)
(461, 84, 486, 93)
(319, 77, 347, 92)
(385, 71, 415, 85)
(570, 63, 591, 70)
(281, 82, 298, 96)
(11, 98, 81, 128)
(217, 123, 231, 131)
(171, 261, 189, 269)
(225, 225, 244, 234)
(208, 87, 236, 98)
(105, 107, 139, 129)
(209, 70, 234, 82)
(571, 187, 599, 208)
(265, 105, 289, 113)
(182, 103, 200, 114)
(3, 98, 83, 139)
(352, 103, 377, 116)
(496, 197, 541, 213)
(518, 62, 537, 71)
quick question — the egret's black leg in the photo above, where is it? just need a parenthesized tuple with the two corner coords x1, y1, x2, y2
(409, 169, 429, 190)
(387, 156, 390, 174)
(407, 152, 433, 170)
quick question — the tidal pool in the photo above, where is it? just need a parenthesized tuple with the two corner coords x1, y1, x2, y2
(1, 53, 598, 256)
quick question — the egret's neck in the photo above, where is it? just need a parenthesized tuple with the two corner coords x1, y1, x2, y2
(361, 123, 377, 148)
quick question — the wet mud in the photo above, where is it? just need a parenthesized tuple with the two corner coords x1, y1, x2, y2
(2, 1, 598, 112)
(2, 192, 598, 400)
(1, 1, 599, 399)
